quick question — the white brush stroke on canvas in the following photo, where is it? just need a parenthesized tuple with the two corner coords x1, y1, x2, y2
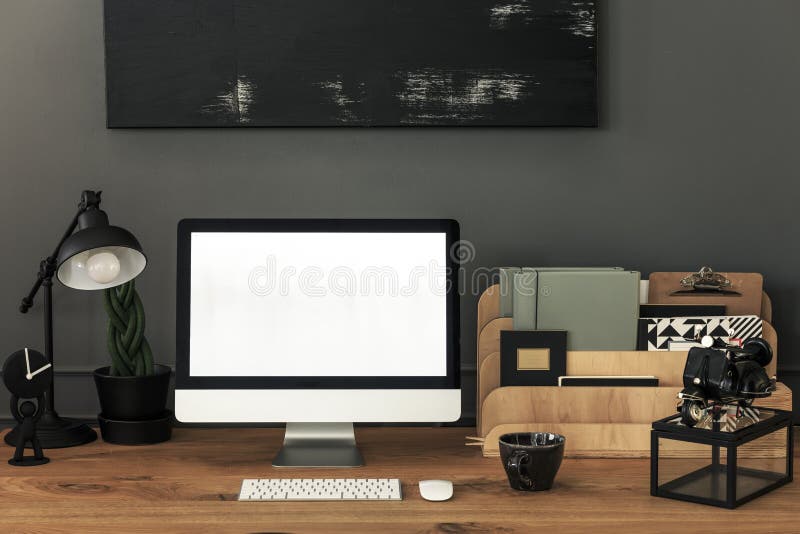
(562, 1, 595, 38)
(395, 69, 538, 123)
(489, 1, 534, 29)
(314, 76, 366, 123)
(201, 75, 256, 123)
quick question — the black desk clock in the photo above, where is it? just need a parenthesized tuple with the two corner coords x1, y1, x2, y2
(3, 348, 52, 466)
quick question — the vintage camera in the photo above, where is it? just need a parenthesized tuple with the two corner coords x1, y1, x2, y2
(678, 337, 775, 426)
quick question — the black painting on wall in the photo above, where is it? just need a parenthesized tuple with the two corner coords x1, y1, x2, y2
(104, 0, 597, 127)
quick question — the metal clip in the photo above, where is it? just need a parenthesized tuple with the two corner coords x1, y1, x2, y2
(680, 266, 731, 290)
(671, 266, 740, 295)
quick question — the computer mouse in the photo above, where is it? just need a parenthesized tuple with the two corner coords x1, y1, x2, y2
(419, 479, 453, 501)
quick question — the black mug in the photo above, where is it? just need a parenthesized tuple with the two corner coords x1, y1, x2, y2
(499, 432, 565, 491)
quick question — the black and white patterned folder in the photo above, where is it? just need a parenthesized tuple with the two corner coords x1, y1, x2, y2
(638, 315, 762, 351)
(695, 406, 761, 432)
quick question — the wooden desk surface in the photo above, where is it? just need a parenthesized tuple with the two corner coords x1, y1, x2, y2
(0, 426, 797, 533)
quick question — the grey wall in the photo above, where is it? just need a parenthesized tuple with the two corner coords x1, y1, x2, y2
(1, 0, 799, 423)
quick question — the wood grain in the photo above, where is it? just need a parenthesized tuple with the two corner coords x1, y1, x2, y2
(478, 351, 501, 414)
(476, 316, 511, 432)
(478, 349, 700, 416)
(0, 426, 796, 533)
(478, 350, 699, 429)
(762, 291, 773, 323)
(480, 386, 685, 435)
(475, 284, 784, 460)
(477, 317, 512, 369)
(480, 423, 790, 459)
(764, 320, 778, 376)
(480, 383, 792, 439)
(478, 318, 778, 386)
(476, 284, 778, 372)
(476, 283, 501, 334)
(476, 283, 501, 431)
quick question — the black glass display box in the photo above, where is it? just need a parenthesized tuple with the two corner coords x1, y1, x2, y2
(651, 407, 793, 509)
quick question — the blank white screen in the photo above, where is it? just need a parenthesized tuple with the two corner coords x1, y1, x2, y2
(189, 232, 448, 377)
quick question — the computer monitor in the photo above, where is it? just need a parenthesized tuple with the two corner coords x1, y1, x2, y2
(175, 219, 461, 467)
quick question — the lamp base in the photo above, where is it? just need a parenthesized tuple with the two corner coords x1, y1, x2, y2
(4, 412, 97, 449)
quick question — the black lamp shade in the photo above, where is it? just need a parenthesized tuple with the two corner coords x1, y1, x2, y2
(57, 223, 146, 290)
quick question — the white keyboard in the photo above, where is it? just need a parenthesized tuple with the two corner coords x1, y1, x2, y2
(238, 478, 403, 501)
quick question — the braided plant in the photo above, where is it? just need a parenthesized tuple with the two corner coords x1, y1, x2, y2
(103, 280, 154, 376)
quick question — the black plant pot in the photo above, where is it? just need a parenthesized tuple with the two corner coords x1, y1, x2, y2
(93, 364, 172, 445)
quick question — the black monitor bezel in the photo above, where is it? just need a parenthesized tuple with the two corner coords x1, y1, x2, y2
(176, 218, 460, 390)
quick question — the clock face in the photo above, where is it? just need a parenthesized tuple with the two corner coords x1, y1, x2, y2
(2, 348, 52, 398)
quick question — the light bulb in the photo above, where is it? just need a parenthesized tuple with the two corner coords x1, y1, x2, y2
(86, 251, 121, 284)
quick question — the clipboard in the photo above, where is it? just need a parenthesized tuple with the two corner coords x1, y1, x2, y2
(648, 271, 763, 316)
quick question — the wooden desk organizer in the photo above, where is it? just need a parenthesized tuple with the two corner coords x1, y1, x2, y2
(471, 284, 791, 458)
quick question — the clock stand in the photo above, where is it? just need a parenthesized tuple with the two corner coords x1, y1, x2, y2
(8, 395, 49, 467)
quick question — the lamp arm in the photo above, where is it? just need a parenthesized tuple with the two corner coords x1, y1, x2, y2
(18, 190, 102, 313)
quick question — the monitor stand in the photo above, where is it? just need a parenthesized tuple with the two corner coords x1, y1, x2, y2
(272, 423, 364, 468)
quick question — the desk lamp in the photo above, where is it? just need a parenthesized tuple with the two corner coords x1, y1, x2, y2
(5, 190, 146, 448)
